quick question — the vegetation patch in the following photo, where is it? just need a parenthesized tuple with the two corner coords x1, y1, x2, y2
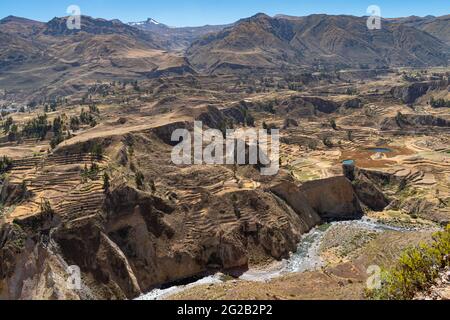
(367, 225, 450, 300)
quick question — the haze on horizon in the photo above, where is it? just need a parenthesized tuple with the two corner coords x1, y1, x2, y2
(0, 0, 449, 27)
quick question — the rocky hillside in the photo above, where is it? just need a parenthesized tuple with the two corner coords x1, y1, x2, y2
(0, 125, 367, 299)
(129, 18, 230, 50)
(187, 13, 449, 72)
(390, 15, 450, 45)
(0, 15, 193, 101)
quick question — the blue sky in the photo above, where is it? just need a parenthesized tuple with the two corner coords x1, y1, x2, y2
(1, 0, 449, 27)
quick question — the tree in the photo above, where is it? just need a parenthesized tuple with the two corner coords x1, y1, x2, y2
(3, 117, 13, 134)
(50, 101, 57, 112)
(91, 143, 103, 160)
(22, 114, 49, 140)
(53, 116, 63, 135)
(135, 171, 145, 190)
(133, 81, 140, 92)
(70, 116, 80, 131)
(0, 156, 12, 173)
(40, 198, 54, 215)
(50, 134, 64, 149)
(430, 97, 450, 108)
(322, 136, 333, 148)
(347, 130, 353, 142)
(330, 119, 338, 130)
(89, 104, 100, 114)
(8, 124, 18, 142)
(103, 172, 110, 192)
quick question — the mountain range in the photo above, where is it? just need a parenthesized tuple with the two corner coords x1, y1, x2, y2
(128, 17, 231, 50)
(187, 13, 449, 72)
(0, 13, 448, 101)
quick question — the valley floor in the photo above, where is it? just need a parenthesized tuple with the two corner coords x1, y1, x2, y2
(0, 68, 449, 300)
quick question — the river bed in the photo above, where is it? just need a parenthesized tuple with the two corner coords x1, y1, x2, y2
(135, 217, 426, 300)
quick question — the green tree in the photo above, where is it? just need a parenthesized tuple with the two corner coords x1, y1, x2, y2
(3, 117, 13, 134)
(70, 116, 80, 131)
(8, 124, 18, 142)
(53, 116, 63, 135)
(103, 172, 110, 192)
(0, 156, 12, 173)
(91, 143, 103, 160)
(135, 171, 145, 190)
(330, 119, 338, 130)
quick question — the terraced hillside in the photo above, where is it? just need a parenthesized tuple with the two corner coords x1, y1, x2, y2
(0, 12, 449, 300)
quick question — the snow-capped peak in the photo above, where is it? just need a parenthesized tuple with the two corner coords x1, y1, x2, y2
(128, 18, 161, 26)
(147, 18, 160, 25)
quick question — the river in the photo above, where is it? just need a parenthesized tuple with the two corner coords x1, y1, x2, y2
(135, 217, 425, 300)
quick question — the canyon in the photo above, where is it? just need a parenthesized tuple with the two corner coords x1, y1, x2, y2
(0, 12, 449, 300)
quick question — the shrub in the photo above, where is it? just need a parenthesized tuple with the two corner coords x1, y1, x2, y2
(89, 104, 100, 114)
(430, 97, 450, 108)
(0, 156, 12, 173)
(81, 162, 100, 181)
(368, 225, 450, 300)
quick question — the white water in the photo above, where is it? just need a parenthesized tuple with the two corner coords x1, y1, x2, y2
(135, 217, 419, 300)
(135, 274, 224, 301)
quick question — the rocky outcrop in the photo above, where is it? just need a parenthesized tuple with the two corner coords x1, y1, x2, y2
(380, 114, 450, 131)
(53, 219, 141, 299)
(391, 79, 449, 104)
(344, 165, 390, 211)
(196, 104, 255, 131)
(276, 96, 340, 117)
(391, 82, 431, 104)
(0, 223, 83, 300)
(272, 177, 364, 223)
(270, 182, 321, 228)
(151, 121, 192, 146)
(299, 177, 364, 220)
(341, 98, 362, 109)
(0, 178, 29, 206)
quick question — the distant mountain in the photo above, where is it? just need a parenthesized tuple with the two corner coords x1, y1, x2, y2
(187, 13, 449, 73)
(129, 18, 168, 31)
(128, 18, 231, 50)
(1, 12, 449, 101)
(42, 16, 164, 47)
(0, 15, 194, 100)
(0, 15, 45, 36)
(389, 15, 450, 45)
